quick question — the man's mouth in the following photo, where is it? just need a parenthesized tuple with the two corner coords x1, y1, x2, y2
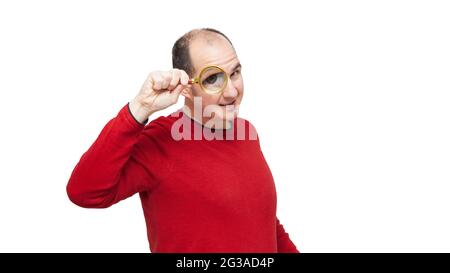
(218, 100, 236, 107)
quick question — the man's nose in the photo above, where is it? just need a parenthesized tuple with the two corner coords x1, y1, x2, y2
(222, 80, 238, 99)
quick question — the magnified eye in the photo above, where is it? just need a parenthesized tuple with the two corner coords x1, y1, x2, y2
(203, 73, 219, 85)
(199, 66, 227, 93)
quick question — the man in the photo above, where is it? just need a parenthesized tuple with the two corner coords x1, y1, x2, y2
(67, 28, 299, 253)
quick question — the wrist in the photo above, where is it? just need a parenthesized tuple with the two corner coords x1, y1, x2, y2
(129, 99, 152, 124)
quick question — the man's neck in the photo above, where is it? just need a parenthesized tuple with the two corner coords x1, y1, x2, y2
(182, 104, 233, 130)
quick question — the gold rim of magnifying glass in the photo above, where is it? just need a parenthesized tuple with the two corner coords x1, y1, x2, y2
(188, 65, 228, 94)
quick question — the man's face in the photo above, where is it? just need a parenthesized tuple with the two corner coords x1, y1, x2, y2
(187, 35, 243, 127)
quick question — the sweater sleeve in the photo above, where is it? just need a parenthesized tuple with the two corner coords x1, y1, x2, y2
(276, 217, 300, 253)
(66, 103, 160, 208)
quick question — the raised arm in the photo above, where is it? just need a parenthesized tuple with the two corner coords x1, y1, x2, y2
(67, 69, 191, 208)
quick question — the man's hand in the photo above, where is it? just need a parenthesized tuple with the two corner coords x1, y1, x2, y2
(129, 69, 191, 123)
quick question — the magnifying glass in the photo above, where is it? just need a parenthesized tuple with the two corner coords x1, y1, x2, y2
(188, 65, 228, 94)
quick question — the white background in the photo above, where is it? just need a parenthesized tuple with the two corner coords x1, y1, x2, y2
(0, 0, 449, 252)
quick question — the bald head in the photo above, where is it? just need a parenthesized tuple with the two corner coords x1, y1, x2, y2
(172, 28, 234, 77)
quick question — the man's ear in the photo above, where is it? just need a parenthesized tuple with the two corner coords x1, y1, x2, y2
(181, 87, 194, 100)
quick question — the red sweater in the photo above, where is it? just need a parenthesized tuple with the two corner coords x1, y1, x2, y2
(67, 104, 299, 253)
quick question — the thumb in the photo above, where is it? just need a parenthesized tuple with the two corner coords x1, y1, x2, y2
(171, 84, 185, 96)
(170, 84, 186, 103)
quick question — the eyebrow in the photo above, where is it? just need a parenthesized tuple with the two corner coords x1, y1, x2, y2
(231, 63, 242, 72)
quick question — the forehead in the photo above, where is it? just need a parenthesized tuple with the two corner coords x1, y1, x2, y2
(189, 34, 239, 74)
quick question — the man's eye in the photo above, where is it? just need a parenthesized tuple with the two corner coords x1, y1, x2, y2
(204, 74, 218, 84)
(231, 70, 241, 77)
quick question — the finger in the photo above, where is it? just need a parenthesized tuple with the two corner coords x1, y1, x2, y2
(142, 74, 154, 91)
(151, 73, 164, 90)
(170, 84, 184, 103)
(172, 84, 184, 96)
(179, 70, 190, 86)
(168, 69, 181, 91)
(161, 71, 172, 90)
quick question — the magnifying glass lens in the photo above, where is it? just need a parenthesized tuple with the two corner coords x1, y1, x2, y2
(200, 66, 226, 94)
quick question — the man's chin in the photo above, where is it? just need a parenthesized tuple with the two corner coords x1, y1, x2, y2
(200, 104, 240, 129)
(223, 104, 240, 119)
(220, 111, 238, 122)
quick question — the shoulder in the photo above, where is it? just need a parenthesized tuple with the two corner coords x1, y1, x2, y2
(140, 110, 183, 139)
(237, 117, 257, 130)
(234, 117, 260, 141)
